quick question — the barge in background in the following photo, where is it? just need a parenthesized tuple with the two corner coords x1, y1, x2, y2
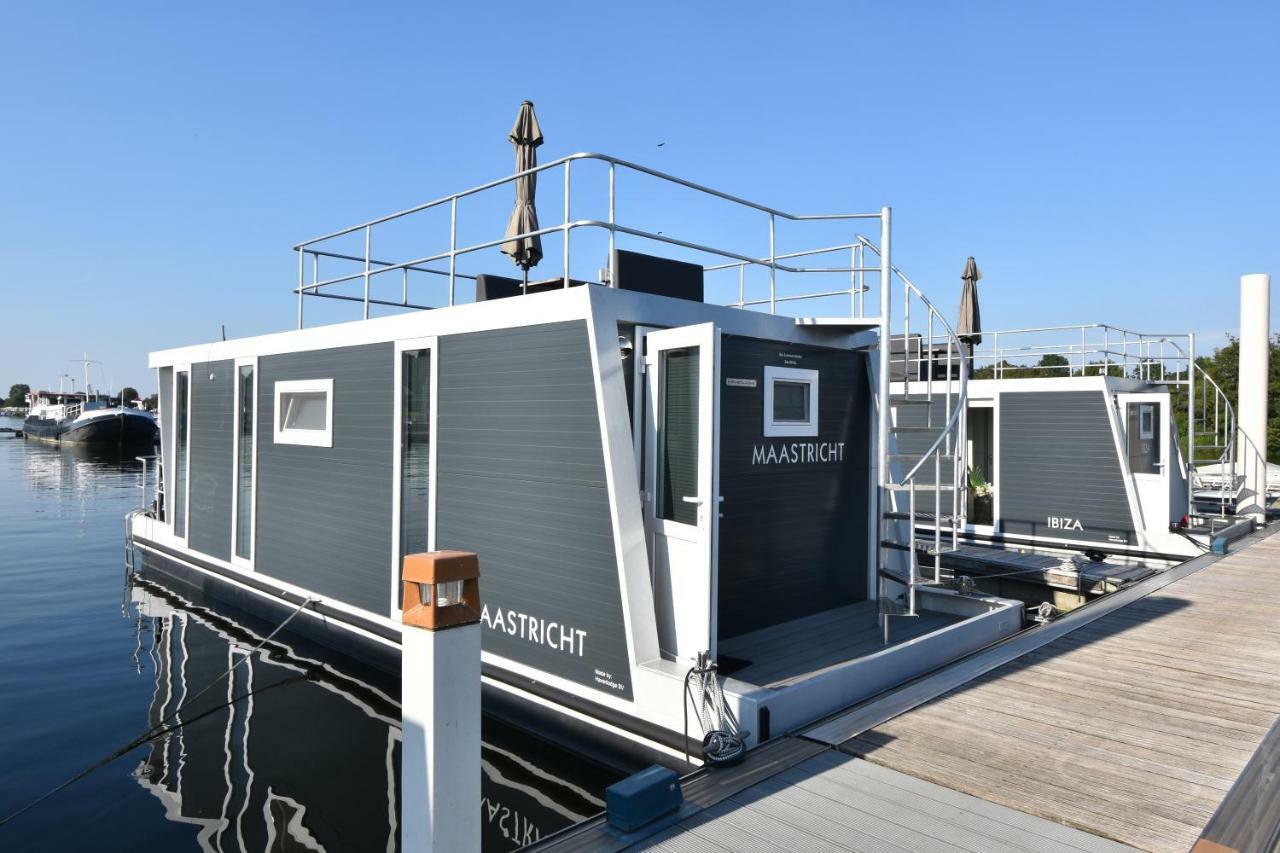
(128, 124, 1025, 765)
(24, 357, 158, 448)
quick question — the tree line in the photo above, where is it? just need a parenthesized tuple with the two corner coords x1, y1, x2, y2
(5, 383, 157, 411)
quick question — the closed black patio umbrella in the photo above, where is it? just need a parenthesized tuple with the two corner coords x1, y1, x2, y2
(500, 101, 544, 285)
(957, 256, 982, 351)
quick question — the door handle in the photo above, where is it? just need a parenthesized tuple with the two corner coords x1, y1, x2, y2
(682, 496, 703, 506)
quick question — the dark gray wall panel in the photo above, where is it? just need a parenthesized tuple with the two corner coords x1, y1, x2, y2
(188, 360, 234, 561)
(435, 321, 633, 701)
(256, 344, 394, 614)
(717, 338, 871, 639)
(999, 390, 1135, 545)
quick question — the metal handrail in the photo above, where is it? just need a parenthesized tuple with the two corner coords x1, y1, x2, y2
(1185, 363, 1240, 517)
(970, 323, 1194, 382)
(291, 152, 888, 326)
(860, 235, 969, 624)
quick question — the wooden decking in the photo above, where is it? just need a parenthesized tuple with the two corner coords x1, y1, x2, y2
(840, 530, 1280, 852)
(635, 751, 1135, 853)
(719, 602, 962, 688)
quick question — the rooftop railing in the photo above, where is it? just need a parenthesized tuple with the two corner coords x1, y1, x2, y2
(291, 152, 889, 327)
(970, 323, 1194, 382)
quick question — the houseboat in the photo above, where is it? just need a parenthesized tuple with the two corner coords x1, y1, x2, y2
(891, 322, 1254, 563)
(127, 141, 1023, 763)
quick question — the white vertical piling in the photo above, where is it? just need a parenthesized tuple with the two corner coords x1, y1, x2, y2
(1237, 273, 1270, 521)
(400, 551, 482, 853)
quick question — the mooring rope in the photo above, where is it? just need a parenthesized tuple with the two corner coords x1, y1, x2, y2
(0, 595, 317, 829)
(682, 654, 746, 768)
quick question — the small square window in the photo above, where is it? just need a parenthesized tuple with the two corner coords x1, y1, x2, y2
(763, 366, 819, 437)
(772, 380, 810, 423)
(274, 379, 334, 447)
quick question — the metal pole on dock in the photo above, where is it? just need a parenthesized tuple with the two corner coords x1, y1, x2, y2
(400, 551, 482, 853)
(1237, 273, 1271, 521)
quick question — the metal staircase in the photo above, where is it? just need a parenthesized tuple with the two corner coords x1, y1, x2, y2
(861, 238, 970, 633)
(1182, 363, 1239, 517)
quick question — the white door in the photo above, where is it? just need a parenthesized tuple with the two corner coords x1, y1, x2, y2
(1120, 393, 1169, 530)
(642, 324, 719, 663)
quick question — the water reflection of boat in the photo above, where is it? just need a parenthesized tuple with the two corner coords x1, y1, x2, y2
(21, 436, 149, 498)
(125, 574, 620, 852)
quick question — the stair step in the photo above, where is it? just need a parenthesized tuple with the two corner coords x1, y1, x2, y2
(894, 398, 936, 406)
(883, 511, 962, 524)
(885, 482, 959, 492)
(888, 453, 958, 461)
(890, 426, 943, 434)
(877, 567, 910, 584)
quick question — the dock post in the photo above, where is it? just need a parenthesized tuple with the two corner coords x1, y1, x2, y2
(400, 551, 482, 853)
(1237, 273, 1270, 521)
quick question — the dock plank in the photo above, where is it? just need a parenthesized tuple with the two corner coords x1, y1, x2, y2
(838, 527, 1280, 852)
(636, 751, 1135, 853)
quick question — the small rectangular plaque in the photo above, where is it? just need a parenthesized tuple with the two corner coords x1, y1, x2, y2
(725, 377, 757, 388)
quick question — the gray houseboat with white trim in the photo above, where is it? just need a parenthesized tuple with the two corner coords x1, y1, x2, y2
(128, 147, 1023, 763)
(892, 322, 1254, 563)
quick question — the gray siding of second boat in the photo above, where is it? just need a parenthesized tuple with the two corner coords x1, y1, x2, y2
(999, 390, 1135, 545)
(255, 344, 394, 615)
(188, 360, 235, 561)
(434, 321, 633, 701)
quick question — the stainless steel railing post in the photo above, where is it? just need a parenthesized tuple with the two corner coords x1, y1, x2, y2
(768, 214, 777, 314)
(563, 161, 571, 289)
(296, 249, 305, 330)
(363, 225, 372, 320)
(449, 197, 458, 305)
(608, 162, 616, 286)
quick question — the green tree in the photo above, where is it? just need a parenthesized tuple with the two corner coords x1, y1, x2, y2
(1038, 353, 1071, 375)
(143, 393, 159, 412)
(119, 386, 140, 406)
(6, 383, 30, 407)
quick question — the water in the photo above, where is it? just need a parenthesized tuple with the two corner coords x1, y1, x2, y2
(0, 419, 623, 852)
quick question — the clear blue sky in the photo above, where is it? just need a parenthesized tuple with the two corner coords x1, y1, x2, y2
(2, 1, 1277, 395)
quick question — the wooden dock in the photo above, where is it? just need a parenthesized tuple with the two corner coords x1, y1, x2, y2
(834, 527, 1280, 852)
(536, 525, 1280, 853)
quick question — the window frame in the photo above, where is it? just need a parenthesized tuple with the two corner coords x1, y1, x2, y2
(231, 356, 258, 569)
(273, 378, 335, 447)
(762, 365, 819, 437)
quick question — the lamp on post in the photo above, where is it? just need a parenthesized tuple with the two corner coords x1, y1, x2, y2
(402, 550, 481, 630)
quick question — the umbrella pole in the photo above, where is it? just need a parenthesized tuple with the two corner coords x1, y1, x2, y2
(522, 267, 529, 295)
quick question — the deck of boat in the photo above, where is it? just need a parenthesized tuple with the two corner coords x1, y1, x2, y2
(935, 543, 1156, 595)
(719, 602, 963, 688)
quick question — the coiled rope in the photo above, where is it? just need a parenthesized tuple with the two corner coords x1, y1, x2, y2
(682, 653, 746, 768)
